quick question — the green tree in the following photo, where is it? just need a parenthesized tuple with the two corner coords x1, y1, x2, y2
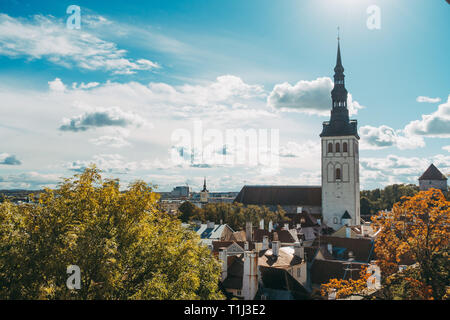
(178, 201, 201, 223)
(0, 166, 223, 300)
(191, 202, 287, 231)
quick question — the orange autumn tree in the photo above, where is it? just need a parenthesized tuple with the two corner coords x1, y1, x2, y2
(321, 188, 449, 300)
(320, 266, 371, 299)
(371, 188, 449, 299)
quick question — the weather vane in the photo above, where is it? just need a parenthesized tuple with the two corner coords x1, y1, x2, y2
(337, 26, 340, 41)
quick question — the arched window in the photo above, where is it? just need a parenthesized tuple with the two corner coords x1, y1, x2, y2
(328, 143, 333, 153)
(336, 143, 340, 153)
(336, 168, 341, 180)
(343, 142, 348, 153)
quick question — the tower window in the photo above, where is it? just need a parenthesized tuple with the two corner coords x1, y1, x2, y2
(343, 142, 348, 153)
(336, 143, 340, 152)
(328, 143, 333, 153)
(336, 168, 341, 180)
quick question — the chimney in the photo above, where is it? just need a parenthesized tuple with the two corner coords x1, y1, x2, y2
(345, 226, 351, 238)
(219, 247, 228, 281)
(268, 220, 273, 233)
(245, 222, 253, 242)
(254, 242, 262, 252)
(284, 223, 289, 230)
(272, 241, 280, 256)
(244, 241, 249, 251)
(259, 219, 264, 230)
(262, 236, 269, 250)
(328, 289, 337, 300)
(327, 243, 333, 255)
(207, 221, 215, 229)
(294, 241, 304, 259)
(242, 251, 258, 300)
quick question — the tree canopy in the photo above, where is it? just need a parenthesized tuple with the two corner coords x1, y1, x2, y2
(178, 201, 287, 231)
(360, 184, 420, 216)
(322, 188, 449, 300)
(0, 167, 223, 300)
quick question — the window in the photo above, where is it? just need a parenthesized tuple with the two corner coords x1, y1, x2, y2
(328, 143, 333, 153)
(343, 142, 348, 153)
(336, 168, 341, 180)
(336, 143, 340, 152)
(333, 217, 339, 224)
(297, 268, 301, 278)
(237, 290, 241, 296)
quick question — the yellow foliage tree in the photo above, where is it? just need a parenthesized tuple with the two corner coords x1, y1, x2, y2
(0, 166, 224, 300)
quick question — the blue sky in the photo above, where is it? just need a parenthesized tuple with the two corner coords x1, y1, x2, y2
(0, 0, 449, 191)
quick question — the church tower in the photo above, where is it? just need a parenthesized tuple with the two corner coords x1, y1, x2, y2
(320, 38, 360, 230)
(200, 177, 209, 203)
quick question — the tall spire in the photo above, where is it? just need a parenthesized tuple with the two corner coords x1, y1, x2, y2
(335, 27, 344, 74)
(335, 41, 344, 74)
(331, 35, 348, 109)
(320, 33, 359, 139)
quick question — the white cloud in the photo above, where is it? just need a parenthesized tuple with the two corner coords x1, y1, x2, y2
(360, 154, 450, 188)
(0, 172, 60, 189)
(360, 125, 425, 150)
(0, 14, 159, 74)
(443, 145, 450, 152)
(279, 140, 320, 158)
(65, 154, 138, 174)
(59, 106, 148, 132)
(72, 82, 100, 90)
(404, 95, 450, 138)
(267, 77, 364, 116)
(89, 135, 131, 148)
(48, 78, 67, 92)
(0, 153, 22, 165)
(416, 96, 441, 103)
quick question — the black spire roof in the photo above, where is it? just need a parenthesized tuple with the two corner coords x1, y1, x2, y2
(320, 38, 359, 139)
(202, 177, 209, 192)
(341, 210, 351, 219)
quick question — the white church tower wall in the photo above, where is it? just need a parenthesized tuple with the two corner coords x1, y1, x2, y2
(320, 39, 361, 230)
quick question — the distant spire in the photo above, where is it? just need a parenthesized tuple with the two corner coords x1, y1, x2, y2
(202, 177, 208, 192)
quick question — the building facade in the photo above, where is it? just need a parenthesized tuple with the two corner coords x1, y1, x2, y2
(320, 40, 361, 230)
